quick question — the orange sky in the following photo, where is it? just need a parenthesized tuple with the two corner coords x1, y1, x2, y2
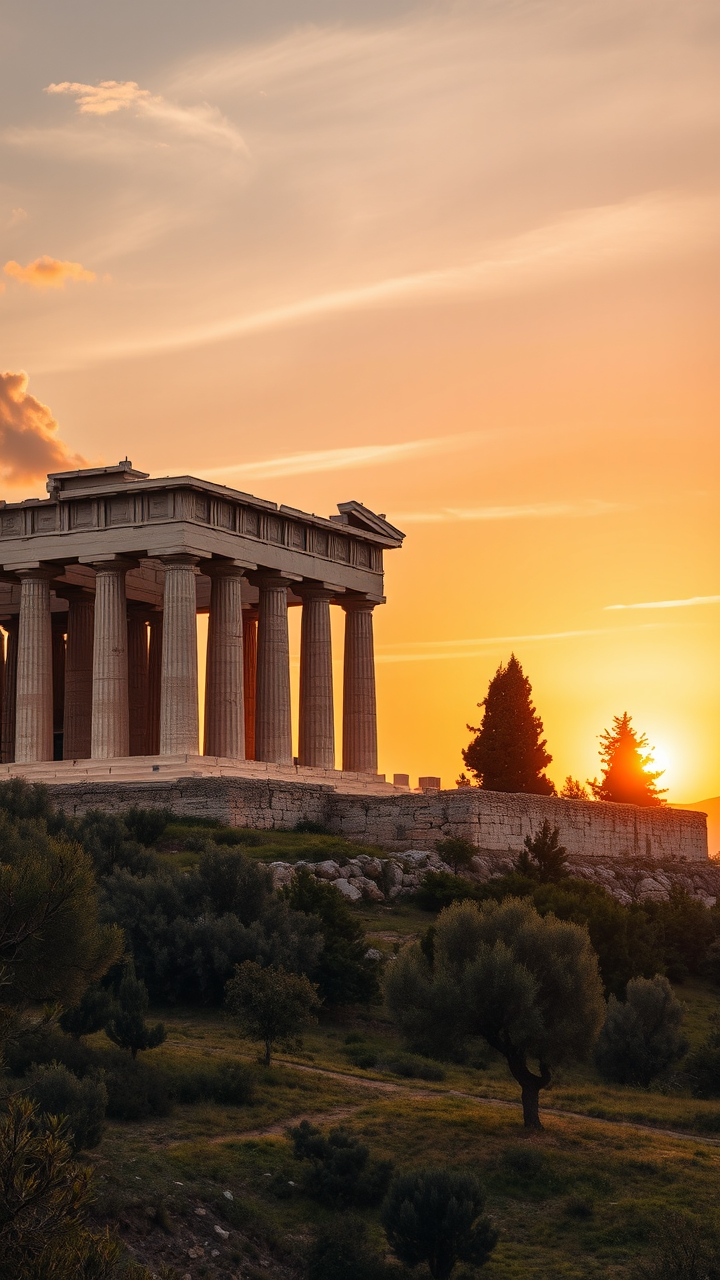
(1, 0, 718, 800)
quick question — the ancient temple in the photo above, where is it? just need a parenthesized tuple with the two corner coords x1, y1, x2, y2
(0, 462, 404, 784)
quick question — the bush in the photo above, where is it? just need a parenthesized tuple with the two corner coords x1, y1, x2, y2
(308, 1215, 399, 1280)
(166, 1059, 255, 1106)
(290, 1120, 393, 1208)
(102, 1057, 172, 1121)
(122, 807, 173, 847)
(25, 1062, 107, 1152)
(3, 1026, 97, 1079)
(416, 871, 482, 913)
(282, 867, 381, 1006)
(685, 1018, 720, 1098)
(595, 975, 688, 1087)
(632, 1211, 720, 1279)
(381, 1168, 498, 1279)
(386, 1055, 445, 1082)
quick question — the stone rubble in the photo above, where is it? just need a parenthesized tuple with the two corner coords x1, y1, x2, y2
(268, 848, 720, 907)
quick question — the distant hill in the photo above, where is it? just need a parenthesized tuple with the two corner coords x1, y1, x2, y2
(672, 796, 720, 859)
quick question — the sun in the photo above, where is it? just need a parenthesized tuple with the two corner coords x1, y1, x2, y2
(647, 742, 673, 784)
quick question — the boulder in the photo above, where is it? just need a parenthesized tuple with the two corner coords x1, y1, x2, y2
(314, 860, 340, 879)
(334, 878, 362, 902)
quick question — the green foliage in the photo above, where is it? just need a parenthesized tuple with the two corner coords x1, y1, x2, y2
(307, 1215, 400, 1280)
(516, 819, 568, 882)
(589, 711, 667, 806)
(121, 807, 173, 848)
(99, 859, 322, 1005)
(435, 838, 476, 876)
(104, 960, 166, 1059)
(0, 804, 123, 1043)
(282, 867, 380, 1006)
(416, 871, 482, 913)
(386, 897, 605, 1126)
(101, 1057, 172, 1121)
(3, 1025, 97, 1081)
(25, 1062, 107, 1152)
(0, 1096, 127, 1280)
(60, 983, 115, 1040)
(462, 653, 555, 795)
(290, 1120, 393, 1208)
(686, 1016, 720, 1098)
(595, 975, 688, 1087)
(632, 1211, 720, 1279)
(0, 779, 55, 824)
(381, 1168, 498, 1280)
(164, 1058, 254, 1106)
(225, 960, 320, 1065)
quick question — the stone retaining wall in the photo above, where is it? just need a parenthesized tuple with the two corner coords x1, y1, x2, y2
(47, 775, 708, 863)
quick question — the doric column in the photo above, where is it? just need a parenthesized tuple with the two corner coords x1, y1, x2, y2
(147, 612, 162, 755)
(62, 591, 94, 760)
(254, 575, 293, 765)
(298, 586, 335, 770)
(159, 556, 199, 755)
(91, 560, 133, 759)
(128, 607, 150, 756)
(342, 598, 378, 774)
(204, 564, 245, 760)
(1, 618, 18, 763)
(243, 609, 258, 760)
(51, 614, 66, 760)
(15, 568, 54, 764)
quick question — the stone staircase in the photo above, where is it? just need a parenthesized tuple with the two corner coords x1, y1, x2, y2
(0, 754, 409, 797)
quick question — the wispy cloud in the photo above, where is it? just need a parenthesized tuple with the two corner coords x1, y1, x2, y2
(190, 435, 473, 481)
(76, 192, 717, 366)
(605, 595, 720, 611)
(44, 78, 247, 151)
(375, 623, 666, 664)
(394, 500, 626, 525)
(3, 256, 96, 289)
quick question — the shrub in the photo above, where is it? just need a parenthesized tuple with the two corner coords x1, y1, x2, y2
(416, 871, 482, 913)
(632, 1211, 720, 1279)
(381, 1168, 498, 1279)
(307, 1216, 398, 1280)
(290, 1120, 393, 1208)
(685, 1018, 720, 1099)
(595, 975, 688, 1087)
(122, 807, 173, 847)
(25, 1062, 107, 1152)
(435, 838, 476, 876)
(386, 1055, 445, 1082)
(167, 1059, 254, 1106)
(282, 867, 381, 1006)
(0, 1097, 125, 1279)
(60, 983, 115, 1039)
(103, 1057, 172, 1121)
(3, 1026, 97, 1079)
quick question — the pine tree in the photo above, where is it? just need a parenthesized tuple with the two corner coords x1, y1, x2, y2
(588, 713, 666, 807)
(105, 960, 165, 1059)
(462, 654, 555, 794)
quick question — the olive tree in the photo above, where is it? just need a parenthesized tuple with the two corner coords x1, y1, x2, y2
(386, 897, 605, 1128)
(225, 961, 321, 1066)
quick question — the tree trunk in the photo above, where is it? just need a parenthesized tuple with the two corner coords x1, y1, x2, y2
(505, 1051, 551, 1129)
(520, 1078, 542, 1129)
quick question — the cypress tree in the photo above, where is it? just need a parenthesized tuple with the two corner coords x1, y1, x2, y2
(105, 960, 166, 1059)
(462, 654, 555, 794)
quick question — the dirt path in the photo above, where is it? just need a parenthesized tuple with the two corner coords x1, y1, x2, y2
(206, 1107, 359, 1143)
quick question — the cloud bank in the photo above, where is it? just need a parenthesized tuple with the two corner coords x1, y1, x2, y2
(4, 256, 96, 289)
(0, 371, 86, 484)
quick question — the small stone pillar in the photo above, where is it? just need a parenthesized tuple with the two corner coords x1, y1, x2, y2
(147, 612, 163, 755)
(1, 617, 18, 763)
(242, 608, 258, 760)
(342, 598, 378, 774)
(204, 564, 245, 760)
(128, 607, 150, 756)
(298, 585, 335, 770)
(15, 568, 54, 763)
(255, 575, 293, 765)
(63, 591, 94, 760)
(159, 556, 199, 755)
(91, 560, 133, 759)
